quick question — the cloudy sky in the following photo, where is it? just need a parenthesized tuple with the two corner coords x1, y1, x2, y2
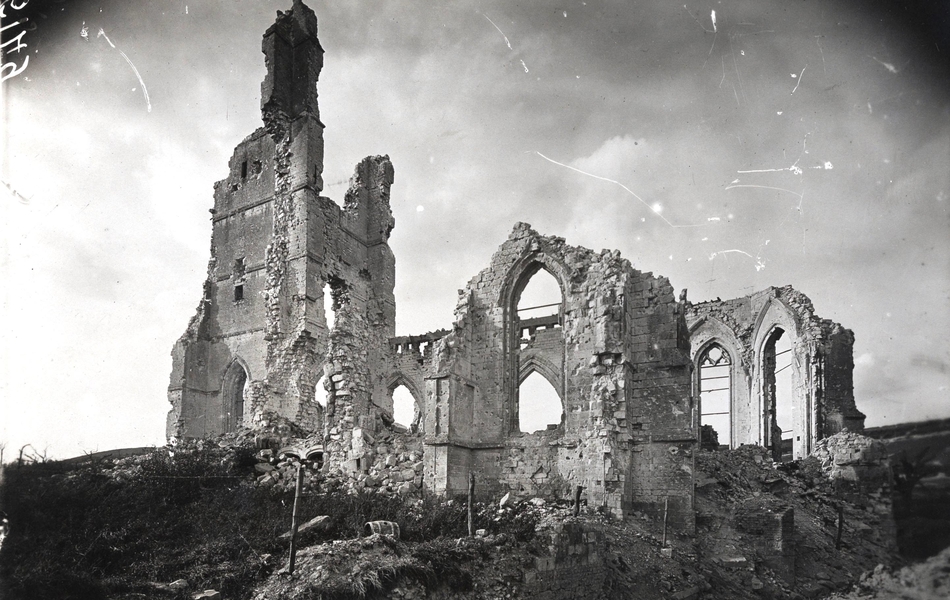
(2, 0, 948, 459)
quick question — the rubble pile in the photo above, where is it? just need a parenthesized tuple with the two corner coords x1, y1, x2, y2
(828, 545, 950, 600)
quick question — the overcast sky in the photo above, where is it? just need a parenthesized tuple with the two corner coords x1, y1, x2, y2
(2, 0, 948, 459)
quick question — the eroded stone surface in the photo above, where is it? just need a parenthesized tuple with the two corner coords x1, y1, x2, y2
(168, 1, 864, 534)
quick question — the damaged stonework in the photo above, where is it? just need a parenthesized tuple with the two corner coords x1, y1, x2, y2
(168, 2, 869, 536)
(167, 1, 396, 445)
(686, 286, 865, 462)
(418, 224, 695, 528)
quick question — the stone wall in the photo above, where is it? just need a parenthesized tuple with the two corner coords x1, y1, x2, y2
(421, 224, 695, 528)
(685, 286, 865, 461)
(168, 2, 397, 454)
(734, 497, 796, 583)
(812, 431, 892, 505)
(522, 520, 607, 599)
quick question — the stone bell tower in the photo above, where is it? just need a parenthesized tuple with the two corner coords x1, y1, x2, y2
(167, 1, 397, 446)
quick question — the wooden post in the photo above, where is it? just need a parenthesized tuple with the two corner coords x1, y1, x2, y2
(467, 472, 475, 537)
(835, 504, 844, 550)
(573, 485, 583, 517)
(288, 462, 305, 574)
(661, 497, 669, 547)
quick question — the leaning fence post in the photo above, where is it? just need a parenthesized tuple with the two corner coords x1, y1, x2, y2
(467, 471, 475, 537)
(288, 461, 305, 574)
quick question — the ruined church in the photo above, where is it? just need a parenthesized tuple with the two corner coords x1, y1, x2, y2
(167, 0, 865, 531)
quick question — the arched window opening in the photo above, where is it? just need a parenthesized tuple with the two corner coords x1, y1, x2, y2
(223, 362, 248, 433)
(519, 371, 563, 433)
(314, 375, 328, 408)
(391, 384, 416, 429)
(323, 283, 336, 330)
(516, 268, 562, 348)
(699, 344, 732, 449)
(764, 328, 794, 462)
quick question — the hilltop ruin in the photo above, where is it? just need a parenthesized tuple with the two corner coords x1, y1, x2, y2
(166, 0, 865, 530)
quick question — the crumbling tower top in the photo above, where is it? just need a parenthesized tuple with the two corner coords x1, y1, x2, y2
(261, 0, 324, 125)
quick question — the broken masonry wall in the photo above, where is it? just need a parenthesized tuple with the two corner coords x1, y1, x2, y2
(168, 3, 399, 453)
(167, 128, 278, 439)
(734, 497, 796, 583)
(684, 286, 865, 461)
(522, 520, 607, 599)
(623, 270, 695, 531)
(422, 223, 694, 526)
(686, 296, 756, 448)
(321, 156, 397, 478)
(384, 330, 447, 429)
(818, 323, 864, 436)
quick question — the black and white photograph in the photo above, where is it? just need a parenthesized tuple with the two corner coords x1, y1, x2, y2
(1, 1, 949, 598)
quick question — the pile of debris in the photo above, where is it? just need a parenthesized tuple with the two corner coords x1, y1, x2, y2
(828, 544, 950, 600)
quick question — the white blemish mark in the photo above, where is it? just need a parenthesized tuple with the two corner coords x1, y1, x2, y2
(870, 56, 899, 74)
(740, 50, 745, 56)
(482, 14, 512, 50)
(709, 249, 766, 271)
(815, 36, 826, 74)
(563, 11, 567, 17)
(520, 59, 529, 73)
(416, 205, 425, 212)
(703, 31, 717, 69)
(719, 55, 726, 87)
(777, 111, 783, 115)
(791, 73, 797, 78)
(186, 5, 189, 15)
(531, 151, 703, 228)
(684, 5, 714, 33)
(701, 237, 708, 241)
(669, 255, 674, 260)
(791, 65, 805, 94)
(652, 203, 663, 213)
(867, 101, 873, 114)
(710, 10, 717, 33)
(725, 183, 804, 199)
(97, 29, 151, 113)
(707, 217, 720, 222)
(737, 165, 802, 175)
(2, 179, 32, 204)
(731, 45, 745, 103)
(80, 22, 89, 40)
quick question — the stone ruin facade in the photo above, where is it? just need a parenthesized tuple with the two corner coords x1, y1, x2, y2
(167, 0, 865, 532)
(686, 287, 865, 462)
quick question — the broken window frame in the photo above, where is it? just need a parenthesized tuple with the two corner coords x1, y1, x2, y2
(222, 359, 249, 433)
(506, 261, 566, 435)
(698, 342, 733, 449)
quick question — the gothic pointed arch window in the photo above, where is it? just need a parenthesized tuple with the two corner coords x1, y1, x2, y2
(698, 344, 732, 449)
(222, 360, 249, 433)
(519, 370, 563, 433)
(391, 384, 417, 429)
(763, 327, 794, 462)
(508, 263, 565, 434)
